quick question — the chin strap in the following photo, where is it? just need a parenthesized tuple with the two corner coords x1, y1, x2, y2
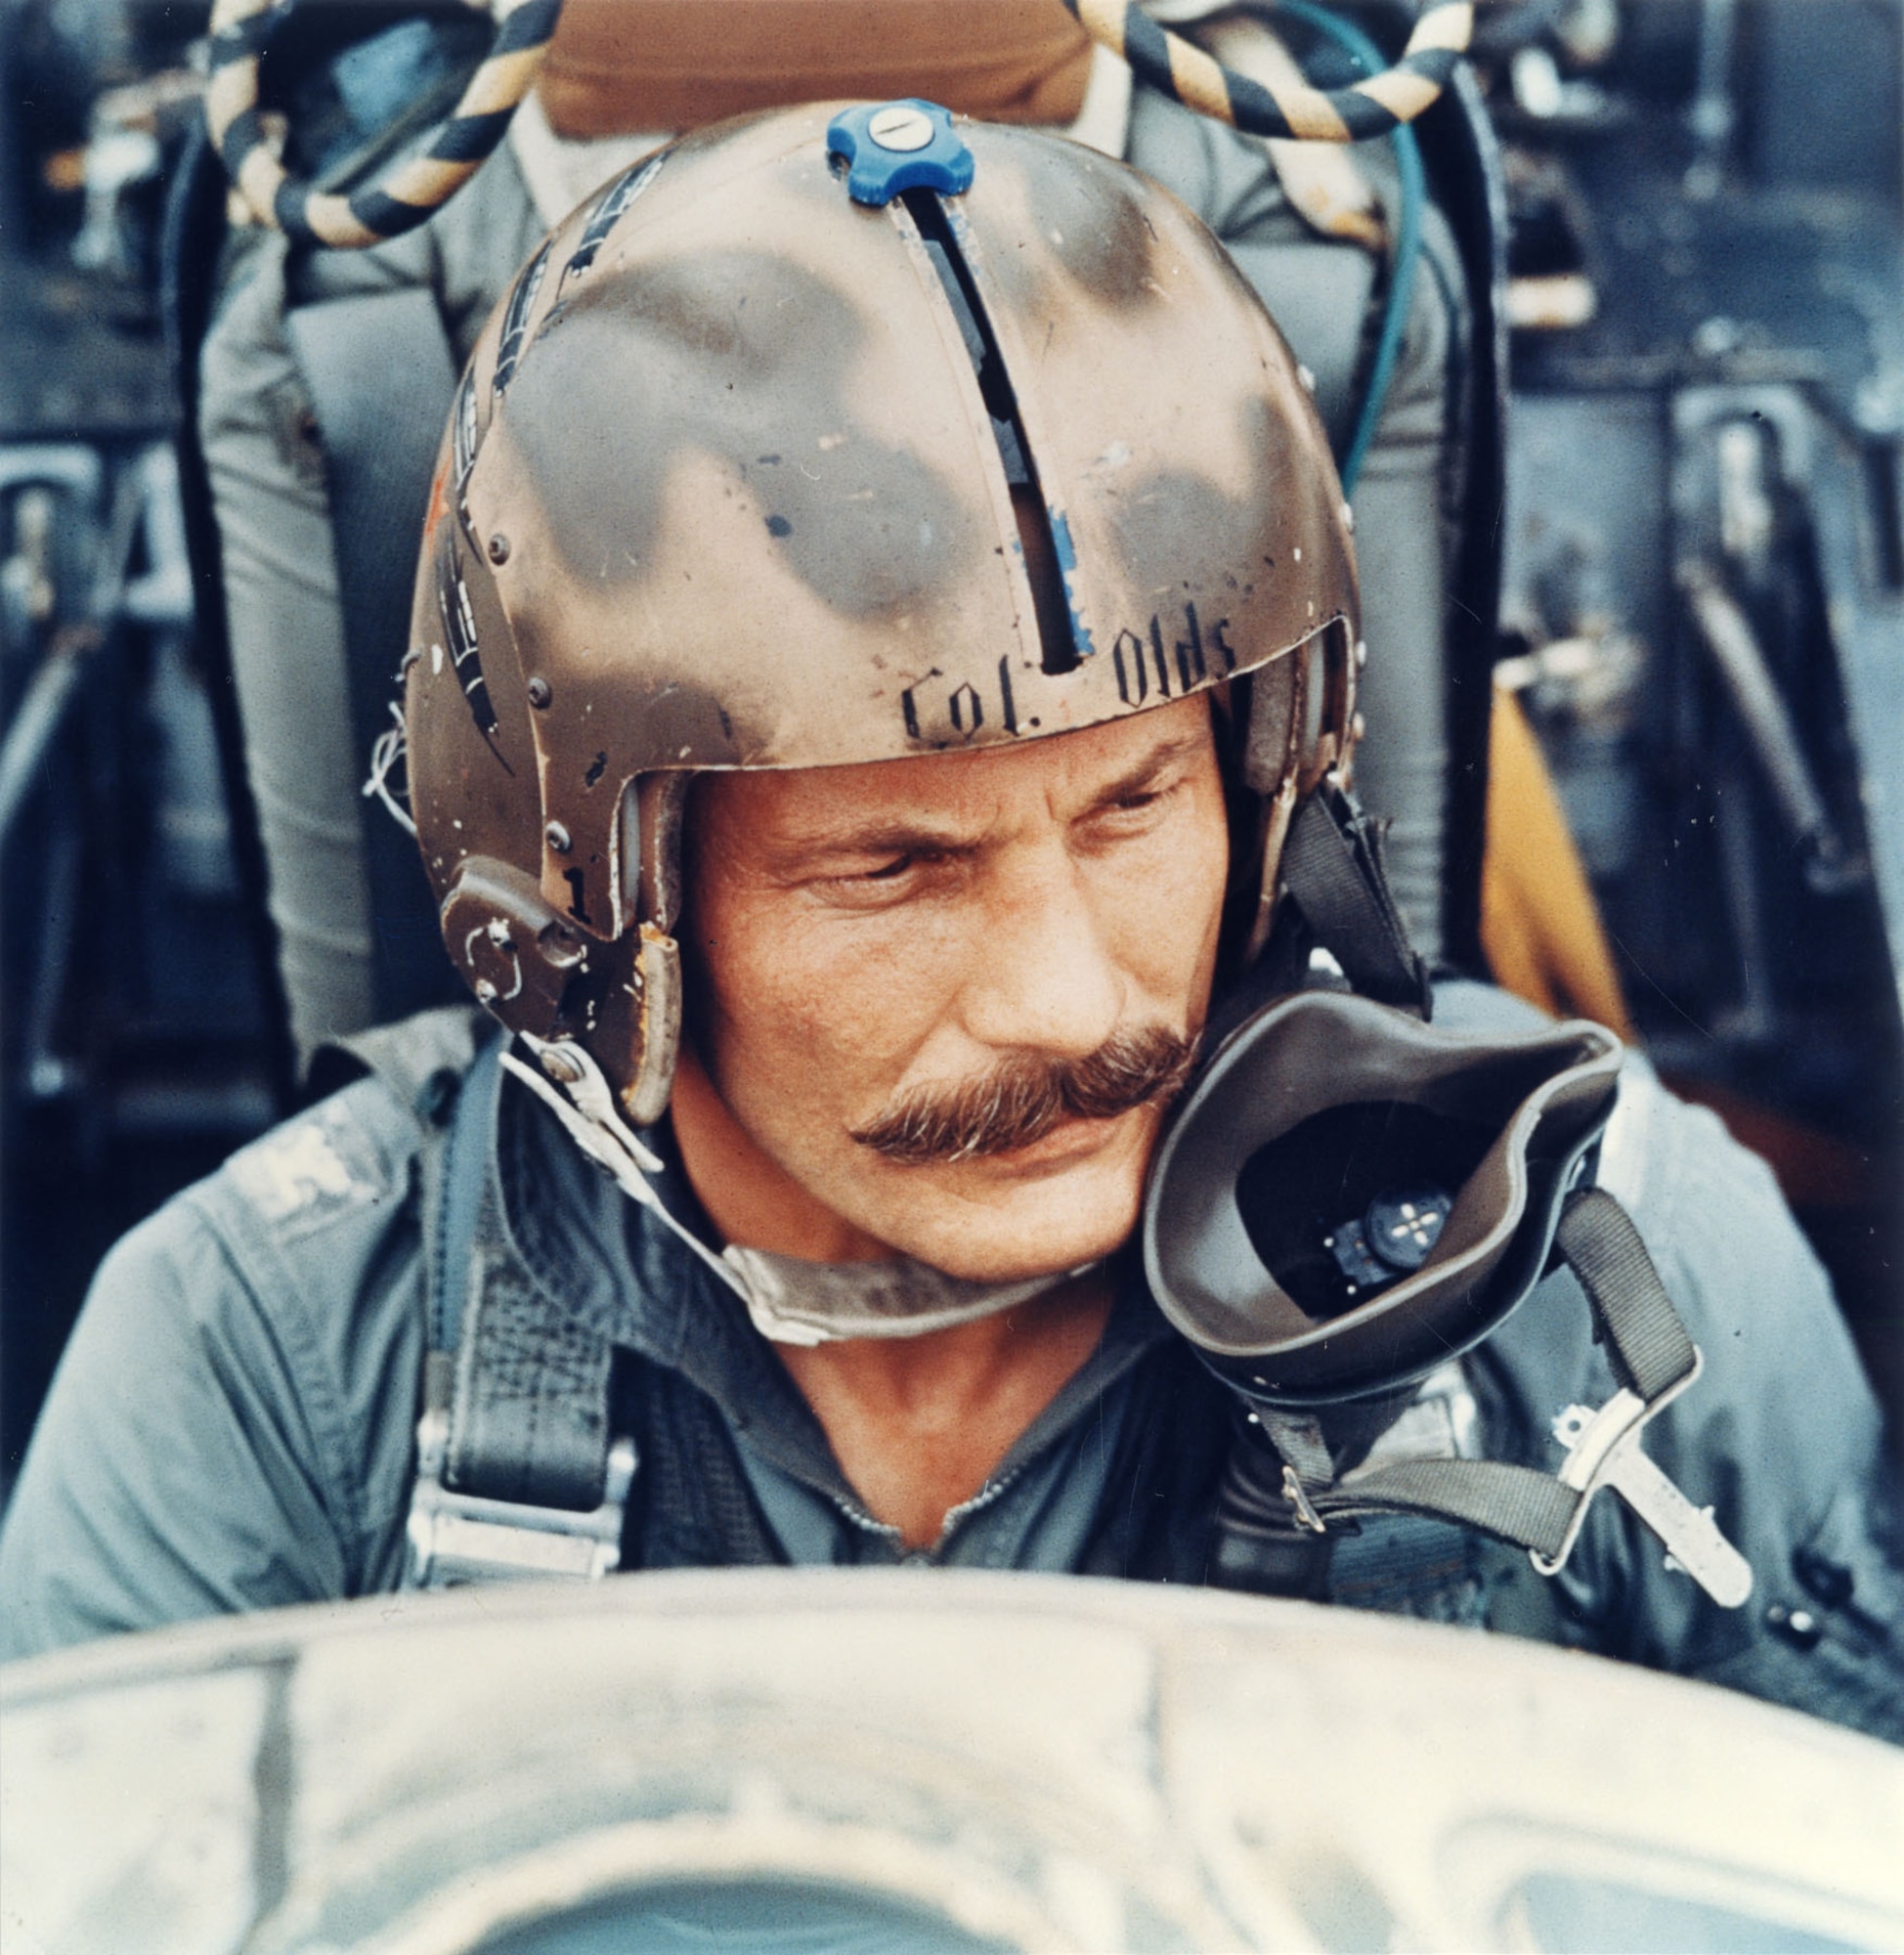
(1211, 1189, 1755, 1610)
(501, 1035, 756, 1306)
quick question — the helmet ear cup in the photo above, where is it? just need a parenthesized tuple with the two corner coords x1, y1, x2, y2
(433, 849, 680, 1126)
(438, 857, 595, 1037)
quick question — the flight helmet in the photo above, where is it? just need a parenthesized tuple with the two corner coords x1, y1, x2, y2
(403, 99, 1361, 1127)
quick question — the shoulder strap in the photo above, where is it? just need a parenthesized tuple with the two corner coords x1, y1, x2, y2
(615, 1359, 784, 1572)
(405, 1039, 634, 1586)
(429, 1022, 498, 1354)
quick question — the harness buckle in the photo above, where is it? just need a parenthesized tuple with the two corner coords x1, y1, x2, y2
(405, 1405, 636, 1588)
(1281, 1464, 1329, 1535)
(1529, 1350, 1753, 1608)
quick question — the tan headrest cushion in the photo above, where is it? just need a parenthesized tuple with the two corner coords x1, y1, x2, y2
(539, 0, 1094, 138)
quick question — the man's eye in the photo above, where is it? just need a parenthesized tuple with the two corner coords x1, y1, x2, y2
(1108, 779, 1182, 819)
(816, 849, 932, 894)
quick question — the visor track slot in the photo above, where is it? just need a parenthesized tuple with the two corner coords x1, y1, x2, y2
(900, 191, 1081, 677)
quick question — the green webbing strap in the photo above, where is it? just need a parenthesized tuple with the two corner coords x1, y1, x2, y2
(1558, 1188, 1700, 1402)
(1260, 1409, 1335, 1488)
(1060, 0, 1473, 144)
(1277, 0, 1427, 498)
(1318, 1457, 1579, 1560)
(283, 287, 465, 1024)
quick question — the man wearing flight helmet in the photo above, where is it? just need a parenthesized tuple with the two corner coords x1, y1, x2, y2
(4, 106, 1900, 1740)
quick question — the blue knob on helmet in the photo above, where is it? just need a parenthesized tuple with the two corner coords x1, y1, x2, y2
(826, 101, 974, 207)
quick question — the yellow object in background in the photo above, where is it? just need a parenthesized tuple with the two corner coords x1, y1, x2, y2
(1481, 682, 1635, 1040)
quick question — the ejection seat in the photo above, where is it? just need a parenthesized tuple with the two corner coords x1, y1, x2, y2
(165, 0, 1630, 1100)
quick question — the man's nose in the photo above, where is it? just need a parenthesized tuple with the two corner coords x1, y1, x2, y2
(956, 840, 1125, 1059)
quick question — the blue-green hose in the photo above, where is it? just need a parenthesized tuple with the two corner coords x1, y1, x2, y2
(1273, 0, 1427, 498)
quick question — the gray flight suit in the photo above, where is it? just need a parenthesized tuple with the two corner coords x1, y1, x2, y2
(4, 982, 1900, 1746)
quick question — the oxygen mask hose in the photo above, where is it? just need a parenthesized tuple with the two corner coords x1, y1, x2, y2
(205, 0, 566, 248)
(1059, 0, 1473, 141)
(1272, 0, 1428, 497)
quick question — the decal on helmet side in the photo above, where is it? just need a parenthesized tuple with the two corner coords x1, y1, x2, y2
(1112, 603, 1239, 709)
(434, 527, 497, 740)
(492, 237, 552, 398)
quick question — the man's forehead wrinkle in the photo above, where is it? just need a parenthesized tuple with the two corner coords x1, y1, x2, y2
(731, 711, 1216, 867)
(738, 772, 986, 870)
(1088, 727, 1213, 799)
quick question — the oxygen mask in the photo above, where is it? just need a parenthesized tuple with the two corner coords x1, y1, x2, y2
(1146, 989, 1623, 1408)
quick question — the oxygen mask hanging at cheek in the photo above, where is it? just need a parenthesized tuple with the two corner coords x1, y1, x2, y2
(1145, 990, 1623, 1409)
(1145, 990, 1756, 1610)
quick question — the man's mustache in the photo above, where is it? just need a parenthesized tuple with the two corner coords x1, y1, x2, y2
(849, 1024, 1199, 1166)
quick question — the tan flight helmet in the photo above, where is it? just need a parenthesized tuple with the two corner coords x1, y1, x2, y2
(403, 99, 1360, 1133)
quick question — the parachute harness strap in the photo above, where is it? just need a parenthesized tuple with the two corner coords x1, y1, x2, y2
(1059, 0, 1473, 142)
(205, 0, 565, 248)
(407, 1027, 635, 1589)
(1239, 1189, 1753, 1608)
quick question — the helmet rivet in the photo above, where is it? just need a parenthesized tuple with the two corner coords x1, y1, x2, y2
(867, 106, 934, 153)
(541, 1047, 584, 1086)
(545, 821, 572, 853)
(526, 676, 552, 709)
(1351, 712, 1367, 742)
(487, 532, 511, 565)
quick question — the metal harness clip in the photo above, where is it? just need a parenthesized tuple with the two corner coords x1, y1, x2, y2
(406, 1404, 636, 1588)
(1531, 1350, 1753, 1608)
(1281, 1464, 1329, 1535)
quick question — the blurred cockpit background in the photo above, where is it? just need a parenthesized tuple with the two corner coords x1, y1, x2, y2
(1, 0, 1900, 1495)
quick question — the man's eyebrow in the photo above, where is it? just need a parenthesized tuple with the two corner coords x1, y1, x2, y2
(771, 809, 972, 863)
(1086, 730, 1210, 809)
(772, 726, 1211, 863)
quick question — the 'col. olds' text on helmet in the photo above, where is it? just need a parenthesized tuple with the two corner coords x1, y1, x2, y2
(403, 99, 1360, 1128)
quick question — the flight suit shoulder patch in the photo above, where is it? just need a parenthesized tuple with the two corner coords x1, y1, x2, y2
(222, 1090, 403, 1241)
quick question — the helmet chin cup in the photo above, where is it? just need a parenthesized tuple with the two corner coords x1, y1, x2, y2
(1145, 992, 1623, 1408)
